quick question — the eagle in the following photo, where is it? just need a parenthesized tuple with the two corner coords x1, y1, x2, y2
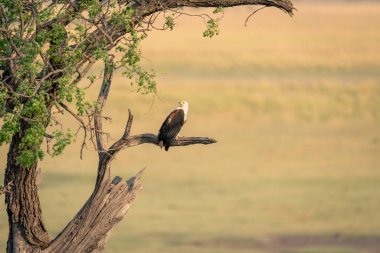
(158, 101, 189, 151)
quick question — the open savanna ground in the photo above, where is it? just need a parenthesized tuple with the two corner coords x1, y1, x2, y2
(1, 1, 380, 253)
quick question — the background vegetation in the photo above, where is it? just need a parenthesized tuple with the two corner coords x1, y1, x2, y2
(1, 1, 380, 252)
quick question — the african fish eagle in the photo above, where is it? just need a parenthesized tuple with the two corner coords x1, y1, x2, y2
(158, 101, 189, 151)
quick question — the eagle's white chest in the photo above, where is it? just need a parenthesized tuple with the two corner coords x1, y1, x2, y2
(177, 103, 188, 122)
(182, 104, 188, 121)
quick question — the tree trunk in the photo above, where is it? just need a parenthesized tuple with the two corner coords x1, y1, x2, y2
(4, 124, 50, 253)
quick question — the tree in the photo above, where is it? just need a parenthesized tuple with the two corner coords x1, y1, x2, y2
(0, 0, 294, 252)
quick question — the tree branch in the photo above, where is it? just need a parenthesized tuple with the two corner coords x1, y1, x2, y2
(109, 133, 217, 154)
(42, 75, 215, 252)
(106, 109, 217, 157)
(69, 0, 294, 80)
(163, 0, 294, 15)
(94, 59, 114, 153)
(58, 102, 89, 159)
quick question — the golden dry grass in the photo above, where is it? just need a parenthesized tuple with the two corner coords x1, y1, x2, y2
(1, 2, 380, 253)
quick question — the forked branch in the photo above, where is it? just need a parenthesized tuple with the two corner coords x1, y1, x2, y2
(44, 57, 216, 253)
(88, 59, 216, 163)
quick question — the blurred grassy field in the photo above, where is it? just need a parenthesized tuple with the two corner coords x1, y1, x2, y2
(1, 1, 380, 253)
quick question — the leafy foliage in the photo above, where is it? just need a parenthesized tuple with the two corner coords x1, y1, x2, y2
(213, 6, 224, 14)
(52, 130, 73, 156)
(0, 113, 20, 145)
(203, 19, 220, 38)
(0, 0, 225, 167)
(0, 0, 158, 167)
(165, 16, 176, 30)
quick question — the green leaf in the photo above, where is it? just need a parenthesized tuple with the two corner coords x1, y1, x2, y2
(165, 16, 175, 31)
(213, 7, 223, 14)
(203, 19, 220, 38)
(52, 130, 74, 156)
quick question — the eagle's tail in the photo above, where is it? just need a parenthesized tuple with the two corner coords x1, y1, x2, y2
(159, 140, 164, 149)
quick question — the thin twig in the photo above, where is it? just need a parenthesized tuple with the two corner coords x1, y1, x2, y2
(58, 102, 89, 159)
(244, 6, 267, 27)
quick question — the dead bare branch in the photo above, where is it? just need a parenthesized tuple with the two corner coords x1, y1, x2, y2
(106, 109, 217, 157)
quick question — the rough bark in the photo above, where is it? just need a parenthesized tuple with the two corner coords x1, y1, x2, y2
(5, 128, 50, 253)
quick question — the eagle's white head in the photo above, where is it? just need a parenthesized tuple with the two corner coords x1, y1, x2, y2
(178, 100, 189, 120)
